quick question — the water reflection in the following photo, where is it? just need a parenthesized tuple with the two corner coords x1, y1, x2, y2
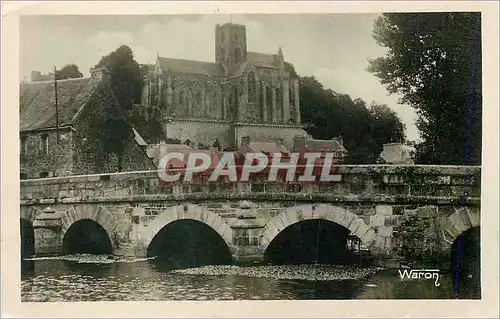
(20, 256, 481, 301)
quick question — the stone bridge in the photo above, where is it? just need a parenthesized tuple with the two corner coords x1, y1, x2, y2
(20, 165, 481, 266)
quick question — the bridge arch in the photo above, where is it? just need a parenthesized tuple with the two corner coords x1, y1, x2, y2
(20, 206, 42, 223)
(261, 204, 377, 251)
(441, 206, 480, 247)
(20, 207, 41, 259)
(142, 204, 233, 249)
(60, 205, 116, 250)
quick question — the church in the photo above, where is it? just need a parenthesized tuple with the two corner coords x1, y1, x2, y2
(141, 22, 308, 150)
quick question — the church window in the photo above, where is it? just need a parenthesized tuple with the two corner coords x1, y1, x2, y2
(234, 47, 241, 61)
(230, 86, 238, 120)
(266, 86, 273, 123)
(275, 88, 282, 123)
(247, 72, 256, 103)
(260, 84, 266, 121)
(179, 90, 184, 108)
(197, 91, 203, 105)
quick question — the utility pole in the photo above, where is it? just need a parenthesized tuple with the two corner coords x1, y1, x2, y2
(54, 66, 59, 144)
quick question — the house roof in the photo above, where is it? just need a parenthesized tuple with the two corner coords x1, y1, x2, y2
(241, 142, 289, 154)
(157, 57, 224, 76)
(19, 77, 94, 131)
(303, 139, 347, 154)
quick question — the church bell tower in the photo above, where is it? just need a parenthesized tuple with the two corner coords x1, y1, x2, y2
(215, 22, 247, 76)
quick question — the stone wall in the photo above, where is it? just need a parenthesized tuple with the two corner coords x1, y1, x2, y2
(20, 128, 75, 178)
(20, 165, 481, 204)
(164, 119, 233, 149)
(21, 165, 481, 264)
(234, 123, 307, 149)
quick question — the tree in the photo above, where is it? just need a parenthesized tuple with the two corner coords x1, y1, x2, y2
(93, 46, 145, 171)
(368, 13, 482, 165)
(95, 45, 143, 108)
(299, 76, 406, 163)
(55, 64, 83, 80)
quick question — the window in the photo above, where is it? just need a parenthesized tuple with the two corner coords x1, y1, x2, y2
(266, 86, 273, 122)
(20, 136, 27, 155)
(275, 88, 282, 122)
(179, 90, 184, 108)
(260, 83, 266, 120)
(40, 134, 49, 154)
(247, 72, 256, 103)
(234, 47, 241, 61)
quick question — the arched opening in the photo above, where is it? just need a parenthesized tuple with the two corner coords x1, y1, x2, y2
(147, 219, 232, 269)
(20, 218, 35, 259)
(62, 219, 113, 255)
(264, 219, 370, 265)
(450, 226, 480, 298)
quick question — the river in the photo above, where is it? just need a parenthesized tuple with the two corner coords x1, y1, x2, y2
(20, 255, 480, 301)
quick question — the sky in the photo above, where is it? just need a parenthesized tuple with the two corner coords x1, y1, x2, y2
(20, 14, 419, 141)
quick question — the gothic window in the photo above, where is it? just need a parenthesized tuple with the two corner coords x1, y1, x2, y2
(275, 88, 282, 123)
(266, 86, 273, 123)
(234, 47, 241, 61)
(247, 72, 256, 103)
(230, 86, 238, 120)
(260, 84, 266, 121)
(289, 87, 295, 122)
(179, 90, 184, 109)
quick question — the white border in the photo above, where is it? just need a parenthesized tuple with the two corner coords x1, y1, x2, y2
(2, 1, 499, 318)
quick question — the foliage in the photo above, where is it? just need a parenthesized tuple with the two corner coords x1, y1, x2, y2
(394, 208, 448, 266)
(368, 13, 482, 165)
(299, 76, 406, 164)
(55, 64, 83, 80)
(92, 46, 149, 171)
(96, 45, 143, 108)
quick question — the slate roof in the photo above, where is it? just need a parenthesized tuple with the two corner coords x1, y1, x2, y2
(295, 138, 348, 154)
(247, 52, 276, 69)
(157, 57, 225, 77)
(157, 51, 298, 79)
(19, 77, 94, 131)
(240, 141, 289, 154)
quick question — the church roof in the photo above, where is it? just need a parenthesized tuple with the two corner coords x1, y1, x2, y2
(19, 77, 94, 131)
(247, 52, 276, 69)
(157, 57, 224, 76)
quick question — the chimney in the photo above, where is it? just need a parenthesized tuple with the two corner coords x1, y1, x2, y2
(241, 136, 251, 147)
(30, 71, 41, 82)
(293, 135, 307, 152)
(90, 66, 111, 82)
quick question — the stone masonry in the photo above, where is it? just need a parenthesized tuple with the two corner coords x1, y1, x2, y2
(20, 165, 481, 265)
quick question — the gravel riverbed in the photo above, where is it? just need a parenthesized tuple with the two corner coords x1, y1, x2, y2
(172, 264, 385, 281)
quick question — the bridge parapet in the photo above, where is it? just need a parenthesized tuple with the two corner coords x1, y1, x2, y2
(20, 165, 481, 206)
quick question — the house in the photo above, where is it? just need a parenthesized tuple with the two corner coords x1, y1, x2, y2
(19, 67, 155, 179)
(379, 143, 415, 164)
(292, 135, 348, 164)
